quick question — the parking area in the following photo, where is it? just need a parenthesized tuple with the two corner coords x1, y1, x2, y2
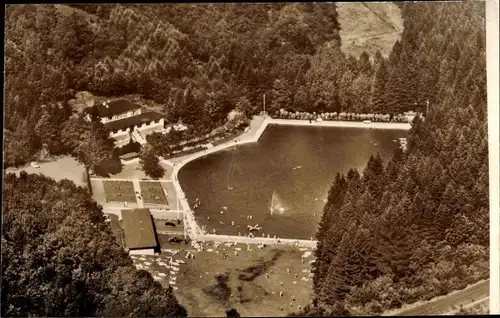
(5, 156, 86, 187)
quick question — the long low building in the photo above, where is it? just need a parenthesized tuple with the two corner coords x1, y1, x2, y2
(84, 99, 165, 147)
(121, 208, 159, 255)
(106, 111, 164, 146)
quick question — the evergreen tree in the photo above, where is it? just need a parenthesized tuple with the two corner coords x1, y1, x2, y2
(311, 3, 488, 315)
(370, 59, 389, 113)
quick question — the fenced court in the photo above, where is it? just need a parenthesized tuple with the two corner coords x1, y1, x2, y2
(103, 180, 137, 203)
(140, 181, 169, 205)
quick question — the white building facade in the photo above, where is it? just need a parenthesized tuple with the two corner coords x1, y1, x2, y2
(85, 99, 165, 148)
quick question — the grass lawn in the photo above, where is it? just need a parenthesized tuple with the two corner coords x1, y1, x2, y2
(129, 253, 180, 287)
(160, 241, 314, 317)
(140, 182, 169, 205)
(103, 181, 137, 203)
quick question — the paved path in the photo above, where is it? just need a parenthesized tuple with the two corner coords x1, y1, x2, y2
(91, 177, 149, 182)
(166, 115, 267, 165)
(163, 116, 410, 244)
(446, 297, 489, 315)
(197, 234, 317, 248)
(270, 119, 411, 130)
(132, 180, 145, 208)
(97, 117, 412, 245)
(387, 280, 489, 316)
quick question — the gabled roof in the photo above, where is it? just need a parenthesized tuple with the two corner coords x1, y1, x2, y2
(104, 111, 164, 132)
(121, 208, 158, 250)
(96, 99, 141, 117)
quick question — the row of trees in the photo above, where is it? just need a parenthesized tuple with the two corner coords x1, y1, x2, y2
(299, 1, 488, 316)
(2, 172, 187, 317)
(275, 108, 410, 123)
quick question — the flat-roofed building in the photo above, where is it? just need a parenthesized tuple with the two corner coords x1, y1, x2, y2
(121, 208, 158, 255)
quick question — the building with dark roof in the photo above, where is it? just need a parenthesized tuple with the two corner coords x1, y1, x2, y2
(84, 99, 165, 148)
(121, 208, 158, 255)
(105, 111, 164, 133)
(97, 99, 141, 118)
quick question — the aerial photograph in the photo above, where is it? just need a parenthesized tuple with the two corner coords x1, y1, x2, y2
(2, 1, 491, 317)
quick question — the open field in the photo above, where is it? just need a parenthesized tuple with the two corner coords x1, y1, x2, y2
(140, 182, 169, 205)
(102, 180, 137, 203)
(158, 241, 315, 317)
(5, 156, 86, 187)
(337, 2, 403, 58)
(130, 243, 314, 317)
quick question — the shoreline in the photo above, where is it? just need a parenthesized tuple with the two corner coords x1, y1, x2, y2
(270, 118, 411, 130)
(165, 116, 410, 241)
(121, 118, 411, 165)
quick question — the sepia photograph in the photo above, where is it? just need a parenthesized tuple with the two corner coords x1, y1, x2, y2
(2, 1, 498, 317)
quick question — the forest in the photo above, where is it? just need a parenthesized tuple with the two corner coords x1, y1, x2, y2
(299, 1, 488, 316)
(3, 2, 489, 317)
(6, 3, 419, 168)
(1, 172, 187, 317)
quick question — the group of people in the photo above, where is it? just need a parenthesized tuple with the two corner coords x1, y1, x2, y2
(193, 198, 201, 209)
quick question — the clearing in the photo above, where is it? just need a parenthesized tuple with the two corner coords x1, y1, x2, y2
(157, 240, 315, 317)
(5, 156, 86, 187)
(336, 2, 403, 58)
(103, 180, 137, 203)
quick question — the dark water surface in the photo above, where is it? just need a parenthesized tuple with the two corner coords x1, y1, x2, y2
(179, 125, 408, 239)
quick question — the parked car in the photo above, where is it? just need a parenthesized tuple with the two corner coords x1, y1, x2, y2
(30, 162, 40, 168)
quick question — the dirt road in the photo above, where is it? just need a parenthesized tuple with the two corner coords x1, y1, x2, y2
(390, 280, 489, 316)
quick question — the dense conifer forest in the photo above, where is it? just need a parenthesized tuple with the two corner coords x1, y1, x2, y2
(302, 1, 488, 316)
(3, 2, 488, 317)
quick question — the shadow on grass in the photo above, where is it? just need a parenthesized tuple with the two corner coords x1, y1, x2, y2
(237, 249, 284, 282)
(201, 249, 285, 309)
(203, 273, 232, 307)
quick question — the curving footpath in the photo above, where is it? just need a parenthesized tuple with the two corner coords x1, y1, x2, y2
(162, 116, 411, 245)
